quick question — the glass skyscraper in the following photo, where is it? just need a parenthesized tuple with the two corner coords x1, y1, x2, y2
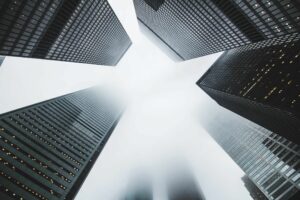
(0, 88, 122, 200)
(0, 0, 131, 65)
(133, 0, 300, 60)
(197, 35, 300, 144)
(202, 109, 300, 200)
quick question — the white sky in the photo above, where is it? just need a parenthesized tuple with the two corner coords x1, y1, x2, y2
(0, 0, 253, 199)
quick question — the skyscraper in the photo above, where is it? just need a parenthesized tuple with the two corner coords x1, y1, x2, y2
(0, 88, 122, 200)
(133, 0, 300, 60)
(202, 108, 300, 200)
(197, 35, 300, 144)
(0, 0, 131, 66)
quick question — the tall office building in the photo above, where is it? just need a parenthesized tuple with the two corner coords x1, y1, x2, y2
(202, 109, 300, 200)
(197, 35, 300, 144)
(133, 0, 300, 60)
(0, 0, 131, 66)
(0, 88, 122, 200)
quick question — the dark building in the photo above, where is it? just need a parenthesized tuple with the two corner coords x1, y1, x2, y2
(133, 0, 300, 61)
(0, 88, 122, 200)
(242, 176, 268, 200)
(201, 107, 300, 200)
(197, 35, 300, 144)
(0, 0, 131, 66)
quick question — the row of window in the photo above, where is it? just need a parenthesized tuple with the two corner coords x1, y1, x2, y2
(134, 0, 300, 60)
(0, 125, 75, 179)
(0, 89, 119, 199)
(207, 112, 300, 200)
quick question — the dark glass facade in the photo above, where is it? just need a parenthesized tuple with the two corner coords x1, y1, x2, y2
(197, 35, 300, 144)
(202, 110, 300, 200)
(0, 88, 122, 200)
(0, 0, 131, 66)
(133, 0, 300, 60)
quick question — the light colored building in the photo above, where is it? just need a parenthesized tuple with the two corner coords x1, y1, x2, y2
(202, 109, 300, 200)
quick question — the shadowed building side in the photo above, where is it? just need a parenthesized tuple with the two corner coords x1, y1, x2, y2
(198, 35, 300, 144)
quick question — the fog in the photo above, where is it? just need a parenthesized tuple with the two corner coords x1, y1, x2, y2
(73, 28, 251, 199)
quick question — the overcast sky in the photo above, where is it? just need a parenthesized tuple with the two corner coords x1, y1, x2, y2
(0, 0, 253, 199)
